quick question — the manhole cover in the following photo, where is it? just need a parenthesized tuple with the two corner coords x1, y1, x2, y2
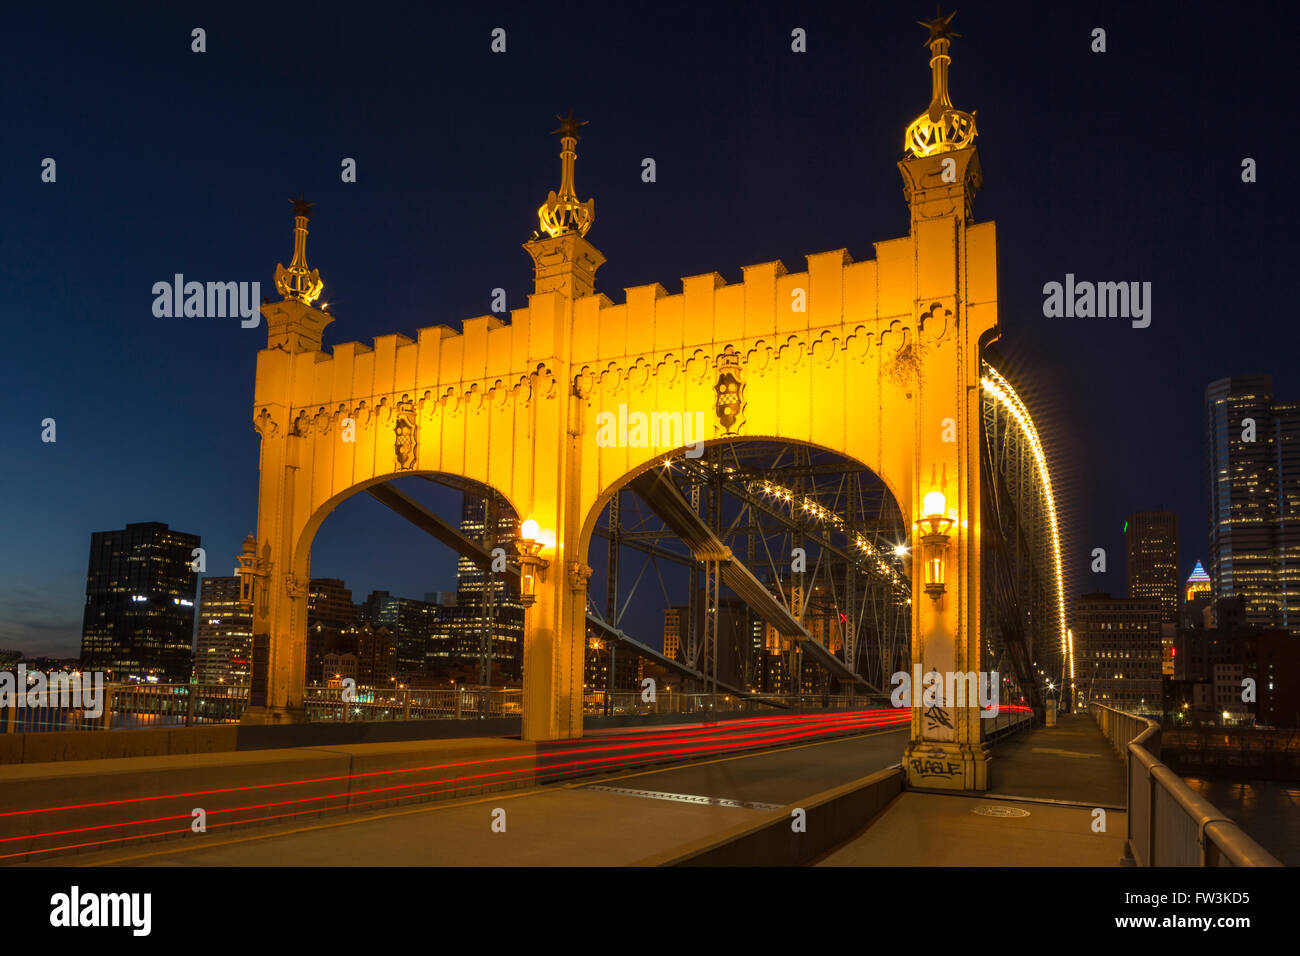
(971, 805, 1030, 818)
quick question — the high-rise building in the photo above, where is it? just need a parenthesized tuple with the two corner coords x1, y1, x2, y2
(447, 493, 524, 682)
(1205, 376, 1300, 629)
(309, 579, 355, 631)
(307, 578, 355, 684)
(1126, 512, 1179, 626)
(1074, 592, 1163, 713)
(663, 608, 680, 662)
(1125, 512, 1179, 679)
(80, 522, 200, 681)
(358, 590, 430, 678)
(1182, 560, 1213, 630)
(194, 576, 252, 684)
(350, 622, 392, 685)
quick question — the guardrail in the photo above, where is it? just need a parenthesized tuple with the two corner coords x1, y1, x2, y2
(1089, 702, 1282, 867)
(4, 684, 898, 732)
(581, 691, 891, 717)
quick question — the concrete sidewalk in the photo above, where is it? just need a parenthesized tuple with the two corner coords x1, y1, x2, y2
(817, 714, 1130, 866)
(985, 713, 1127, 807)
(815, 791, 1127, 865)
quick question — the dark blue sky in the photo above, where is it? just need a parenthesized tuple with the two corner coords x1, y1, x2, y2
(1, 0, 1294, 656)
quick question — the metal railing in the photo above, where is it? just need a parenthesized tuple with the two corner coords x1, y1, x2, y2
(303, 686, 523, 722)
(6, 683, 1027, 733)
(1, 683, 529, 731)
(580, 691, 895, 717)
(1089, 702, 1282, 867)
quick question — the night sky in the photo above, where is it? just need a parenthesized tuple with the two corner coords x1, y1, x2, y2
(1, 0, 1294, 657)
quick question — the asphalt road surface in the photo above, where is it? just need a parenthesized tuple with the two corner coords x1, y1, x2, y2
(44, 726, 909, 867)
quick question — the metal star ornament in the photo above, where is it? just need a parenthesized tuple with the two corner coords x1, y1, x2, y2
(918, 8, 960, 44)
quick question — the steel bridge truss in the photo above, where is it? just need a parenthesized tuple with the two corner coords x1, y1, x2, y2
(591, 441, 910, 698)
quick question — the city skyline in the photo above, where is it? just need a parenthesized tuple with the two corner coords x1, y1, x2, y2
(2, 4, 1292, 662)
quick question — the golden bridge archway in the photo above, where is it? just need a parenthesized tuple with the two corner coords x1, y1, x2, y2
(241, 14, 1001, 789)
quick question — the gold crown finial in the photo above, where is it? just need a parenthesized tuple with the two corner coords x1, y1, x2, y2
(904, 8, 977, 158)
(274, 192, 324, 306)
(537, 111, 594, 238)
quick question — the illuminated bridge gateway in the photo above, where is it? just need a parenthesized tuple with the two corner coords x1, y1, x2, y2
(225, 8, 1070, 798)
(16, 11, 1285, 875)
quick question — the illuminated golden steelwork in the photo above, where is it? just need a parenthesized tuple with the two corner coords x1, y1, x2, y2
(981, 366, 1073, 701)
(904, 9, 977, 158)
(273, 194, 324, 306)
(245, 17, 1000, 757)
(537, 111, 595, 239)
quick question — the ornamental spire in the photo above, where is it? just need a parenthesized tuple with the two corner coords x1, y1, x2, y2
(904, 8, 978, 158)
(536, 110, 595, 238)
(273, 193, 324, 306)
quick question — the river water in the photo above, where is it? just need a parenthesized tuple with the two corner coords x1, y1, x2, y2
(1181, 776, 1300, 866)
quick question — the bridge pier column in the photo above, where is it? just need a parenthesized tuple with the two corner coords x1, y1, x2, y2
(898, 139, 995, 791)
(243, 296, 332, 727)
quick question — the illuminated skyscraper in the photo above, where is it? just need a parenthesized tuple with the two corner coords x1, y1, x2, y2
(1126, 511, 1178, 677)
(358, 590, 429, 678)
(80, 522, 200, 681)
(663, 608, 680, 662)
(446, 493, 524, 681)
(194, 576, 251, 684)
(1182, 560, 1212, 630)
(1126, 512, 1179, 625)
(1205, 376, 1300, 629)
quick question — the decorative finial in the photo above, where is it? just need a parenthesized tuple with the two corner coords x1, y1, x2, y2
(904, 8, 977, 158)
(537, 111, 594, 239)
(917, 7, 960, 44)
(274, 193, 324, 306)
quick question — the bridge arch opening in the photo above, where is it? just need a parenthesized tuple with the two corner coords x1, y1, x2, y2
(290, 472, 525, 702)
(576, 438, 911, 705)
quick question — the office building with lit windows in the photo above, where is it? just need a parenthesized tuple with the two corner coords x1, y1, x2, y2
(358, 589, 431, 678)
(1183, 560, 1213, 630)
(80, 521, 200, 681)
(1206, 376, 1300, 630)
(447, 493, 524, 682)
(307, 578, 356, 685)
(663, 608, 681, 662)
(1126, 512, 1179, 625)
(194, 575, 252, 684)
(1126, 512, 1179, 677)
(1074, 592, 1163, 714)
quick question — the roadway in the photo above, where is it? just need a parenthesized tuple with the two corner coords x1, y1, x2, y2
(39, 725, 910, 867)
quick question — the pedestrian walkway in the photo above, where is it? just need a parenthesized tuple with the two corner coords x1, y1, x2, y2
(817, 714, 1130, 866)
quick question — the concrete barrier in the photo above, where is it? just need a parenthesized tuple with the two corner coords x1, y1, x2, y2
(0, 736, 539, 864)
(0, 726, 240, 765)
(634, 765, 903, 866)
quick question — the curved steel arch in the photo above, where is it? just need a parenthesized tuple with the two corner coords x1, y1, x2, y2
(980, 363, 1073, 715)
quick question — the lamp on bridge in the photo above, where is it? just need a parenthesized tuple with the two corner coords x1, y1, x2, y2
(516, 518, 550, 608)
(920, 489, 954, 601)
(235, 533, 268, 615)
